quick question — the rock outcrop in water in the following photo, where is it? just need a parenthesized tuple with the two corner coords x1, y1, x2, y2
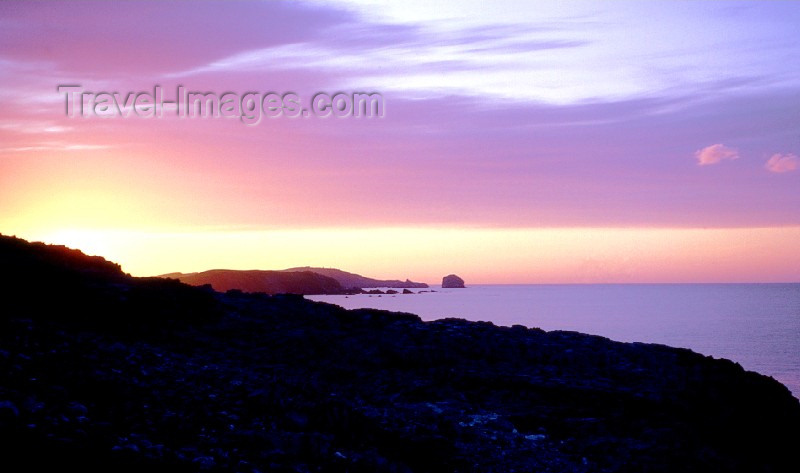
(1, 233, 799, 472)
(442, 274, 465, 288)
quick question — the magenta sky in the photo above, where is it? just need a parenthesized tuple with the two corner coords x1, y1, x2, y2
(1, 1, 799, 282)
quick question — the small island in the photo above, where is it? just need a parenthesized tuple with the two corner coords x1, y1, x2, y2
(442, 274, 466, 288)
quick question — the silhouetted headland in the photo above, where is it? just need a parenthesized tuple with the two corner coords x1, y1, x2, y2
(161, 269, 345, 295)
(1, 233, 798, 472)
(162, 267, 428, 295)
(281, 266, 428, 289)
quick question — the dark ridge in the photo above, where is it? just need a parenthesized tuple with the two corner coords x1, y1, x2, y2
(163, 269, 345, 295)
(1, 233, 798, 472)
(0, 234, 221, 328)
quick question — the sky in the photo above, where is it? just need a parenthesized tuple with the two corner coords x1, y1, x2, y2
(1, 0, 799, 283)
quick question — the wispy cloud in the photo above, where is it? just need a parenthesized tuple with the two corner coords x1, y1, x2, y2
(765, 153, 799, 173)
(0, 121, 71, 134)
(694, 144, 739, 166)
(166, 23, 591, 102)
(0, 142, 112, 153)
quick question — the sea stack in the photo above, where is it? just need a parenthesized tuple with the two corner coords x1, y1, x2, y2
(442, 274, 465, 288)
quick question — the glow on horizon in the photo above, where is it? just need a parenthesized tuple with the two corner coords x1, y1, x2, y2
(11, 226, 800, 285)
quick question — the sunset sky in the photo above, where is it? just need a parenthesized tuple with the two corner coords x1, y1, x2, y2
(1, 1, 799, 283)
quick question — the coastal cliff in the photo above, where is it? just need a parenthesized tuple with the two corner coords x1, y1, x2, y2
(1, 234, 798, 472)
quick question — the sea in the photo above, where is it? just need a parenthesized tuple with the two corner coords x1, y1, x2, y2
(309, 283, 800, 398)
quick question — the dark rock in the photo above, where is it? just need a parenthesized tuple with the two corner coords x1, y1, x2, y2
(192, 456, 216, 469)
(442, 274, 465, 288)
(67, 402, 88, 417)
(0, 400, 19, 420)
(402, 289, 413, 294)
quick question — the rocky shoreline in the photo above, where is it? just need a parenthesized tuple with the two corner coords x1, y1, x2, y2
(1, 234, 799, 472)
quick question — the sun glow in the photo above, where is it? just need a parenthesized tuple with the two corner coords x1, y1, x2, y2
(8, 226, 799, 284)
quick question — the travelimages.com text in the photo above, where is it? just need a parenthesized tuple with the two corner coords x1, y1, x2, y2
(57, 85, 385, 125)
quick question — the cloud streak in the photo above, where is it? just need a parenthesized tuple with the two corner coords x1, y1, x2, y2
(0, 142, 112, 153)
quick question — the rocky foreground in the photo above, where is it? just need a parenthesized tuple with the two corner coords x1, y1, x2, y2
(1, 234, 799, 472)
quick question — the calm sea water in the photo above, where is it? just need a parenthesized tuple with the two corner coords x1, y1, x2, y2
(309, 284, 800, 398)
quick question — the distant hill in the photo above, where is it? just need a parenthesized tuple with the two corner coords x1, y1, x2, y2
(281, 266, 428, 289)
(162, 269, 344, 295)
